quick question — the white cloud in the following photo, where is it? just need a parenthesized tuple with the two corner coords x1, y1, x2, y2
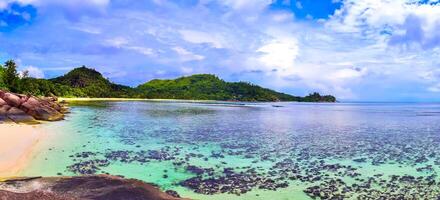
(181, 66, 194, 74)
(70, 25, 101, 34)
(127, 46, 154, 56)
(172, 46, 204, 62)
(327, 0, 440, 48)
(0, 0, 109, 10)
(0, 1, 8, 10)
(0, 0, 37, 8)
(155, 70, 166, 75)
(257, 37, 299, 74)
(419, 68, 440, 93)
(13, 0, 109, 7)
(179, 29, 226, 48)
(213, 0, 271, 11)
(331, 67, 367, 80)
(2, 0, 110, 20)
(328, 0, 407, 33)
(106, 37, 128, 48)
(429, 84, 440, 92)
(106, 37, 154, 56)
(271, 12, 294, 22)
(21, 66, 44, 78)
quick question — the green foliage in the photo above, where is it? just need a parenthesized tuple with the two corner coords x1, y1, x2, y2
(227, 82, 302, 102)
(136, 74, 327, 102)
(303, 92, 337, 102)
(137, 74, 232, 100)
(0, 60, 336, 102)
(17, 78, 84, 97)
(3, 60, 19, 92)
(50, 66, 134, 98)
(0, 64, 6, 90)
(0, 60, 80, 97)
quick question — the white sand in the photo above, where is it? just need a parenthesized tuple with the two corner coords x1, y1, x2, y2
(0, 123, 45, 178)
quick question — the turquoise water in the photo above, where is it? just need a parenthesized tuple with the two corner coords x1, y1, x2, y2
(21, 101, 440, 199)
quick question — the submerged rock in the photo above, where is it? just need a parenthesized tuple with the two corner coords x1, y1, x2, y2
(0, 175, 187, 200)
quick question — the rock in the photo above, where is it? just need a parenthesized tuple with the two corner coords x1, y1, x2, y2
(186, 165, 205, 175)
(0, 105, 10, 115)
(46, 101, 63, 112)
(0, 175, 187, 200)
(26, 97, 42, 107)
(28, 106, 64, 121)
(3, 93, 21, 107)
(0, 115, 9, 122)
(0, 90, 66, 123)
(20, 102, 34, 113)
(0, 190, 68, 200)
(19, 95, 29, 104)
(7, 107, 37, 123)
(45, 96, 58, 102)
(0, 98, 7, 106)
(7, 107, 26, 115)
(166, 190, 182, 198)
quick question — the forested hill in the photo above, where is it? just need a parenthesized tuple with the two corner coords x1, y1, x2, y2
(0, 61, 336, 102)
(50, 67, 133, 98)
(139, 74, 307, 102)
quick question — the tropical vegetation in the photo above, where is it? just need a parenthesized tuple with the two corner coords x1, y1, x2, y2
(0, 60, 336, 102)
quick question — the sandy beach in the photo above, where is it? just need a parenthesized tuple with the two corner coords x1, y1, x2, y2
(0, 123, 45, 178)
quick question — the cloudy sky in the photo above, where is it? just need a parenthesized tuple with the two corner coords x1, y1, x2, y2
(1, 0, 440, 101)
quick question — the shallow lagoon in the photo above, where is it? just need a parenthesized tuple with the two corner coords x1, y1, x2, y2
(21, 101, 440, 199)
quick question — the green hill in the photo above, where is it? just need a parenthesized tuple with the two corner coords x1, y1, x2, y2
(0, 60, 336, 102)
(136, 74, 303, 101)
(50, 66, 134, 98)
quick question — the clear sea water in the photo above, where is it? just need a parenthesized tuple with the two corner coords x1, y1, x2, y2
(20, 101, 440, 199)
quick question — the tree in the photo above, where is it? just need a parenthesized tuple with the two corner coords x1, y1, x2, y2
(21, 70, 29, 79)
(0, 64, 6, 89)
(3, 60, 19, 92)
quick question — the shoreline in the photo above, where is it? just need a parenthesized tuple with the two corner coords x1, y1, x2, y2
(59, 97, 220, 103)
(58, 97, 336, 104)
(59, 97, 253, 105)
(0, 123, 46, 179)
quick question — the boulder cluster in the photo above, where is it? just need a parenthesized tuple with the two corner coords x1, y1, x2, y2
(0, 90, 67, 123)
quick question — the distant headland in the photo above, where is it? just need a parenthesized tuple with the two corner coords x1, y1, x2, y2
(0, 60, 336, 102)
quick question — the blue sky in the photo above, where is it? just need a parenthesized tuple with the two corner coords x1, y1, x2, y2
(1, 0, 440, 102)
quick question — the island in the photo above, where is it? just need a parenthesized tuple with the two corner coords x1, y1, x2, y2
(0, 60, 336, 102)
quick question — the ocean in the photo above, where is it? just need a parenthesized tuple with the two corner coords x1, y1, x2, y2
(20, 101, 440, 199)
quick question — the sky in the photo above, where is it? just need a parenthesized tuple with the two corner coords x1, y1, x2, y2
(1, 0, 440, 102)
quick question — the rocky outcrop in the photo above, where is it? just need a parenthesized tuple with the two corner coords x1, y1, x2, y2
(0, 175, 187, 200)
(0, 90, 67, 123)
